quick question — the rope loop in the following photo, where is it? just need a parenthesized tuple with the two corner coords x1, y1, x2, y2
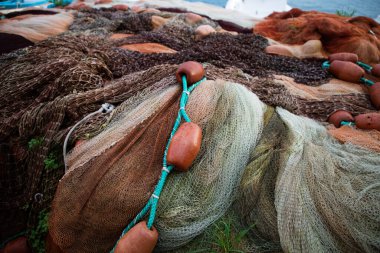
(63, 103, 114, 172)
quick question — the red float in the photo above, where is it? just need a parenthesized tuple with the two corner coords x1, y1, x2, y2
(167, 122, 202, 172)
(355, 113, 380, 131)
(327, 110, 354, 128)
(329, 60, 364, 83)
(328, 53, 358, 63)
(176, 61, 205, 85)
(114, 221, 158, 253)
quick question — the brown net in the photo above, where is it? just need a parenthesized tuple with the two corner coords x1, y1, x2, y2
(50, 85, 180, 252)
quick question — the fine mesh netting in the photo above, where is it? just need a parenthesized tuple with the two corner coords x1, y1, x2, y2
(50, 80, 380, 253)
(328, 125, 380, 152)
(235, 107, 380, 252)
(50, 80, 266, 252)
(1, 7, 380, 253)
(154, 80, 265, 250)
(50, 85, 180, 252)
(274, 108, 380, 252)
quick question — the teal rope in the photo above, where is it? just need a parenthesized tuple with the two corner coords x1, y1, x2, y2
(322, 61, 330, 69)
(340, 121, 355, 126)
(357, 61, 373, 72)
(360, 77, 375, 86)
(110, 75, 206, 252)
(324, 60, 373, 73)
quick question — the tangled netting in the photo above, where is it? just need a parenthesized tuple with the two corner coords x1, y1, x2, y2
(1, 7, 379, 252)
(68, 8, 330, 84)
(254, 8, 380, 64)
(51, 80, 380, 252)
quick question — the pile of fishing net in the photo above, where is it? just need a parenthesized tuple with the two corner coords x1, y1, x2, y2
(49, 77, 380, 253)
(254, 8, 380, 64)
(0, 6, 379, 253)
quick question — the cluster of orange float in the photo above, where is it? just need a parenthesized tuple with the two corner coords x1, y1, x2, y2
(327, 52, 380, 130)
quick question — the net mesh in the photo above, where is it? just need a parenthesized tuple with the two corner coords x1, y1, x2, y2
(328, 125, 380, 152)
(49, 80, 380, 253)
(254, 9, 380, 63)
(155, 80, 265, 250)
(1, 7, 379, 253)
(272, 108, 380, 252)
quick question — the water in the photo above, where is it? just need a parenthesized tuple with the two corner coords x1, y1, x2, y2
(186, 0, 380, 21)
(288, 0, 380, 21)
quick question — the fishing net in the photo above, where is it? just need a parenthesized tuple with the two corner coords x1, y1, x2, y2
(69, 8, 154, 36)
(50, 80, 265, 252)
(234, 107, 380, 252)
(204, 67, 376, 121)
(254, 9, 380, 63)
(50, 85, 180, 252)
(0, 10, 332, 241)
(1, 7, 379, 253)
(154, 80, 265, 250)
(273, 108, 379, 252)
(328, 125, 380, 152)
(235, 108, 285, 252)
(49, 79, 380, 253)
(66, 8, 332, 84)
(0, 31, 179, 241)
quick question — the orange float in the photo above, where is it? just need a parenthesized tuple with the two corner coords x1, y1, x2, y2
(329, 60, 364, 83)
(355, 113, 380, 131)
(114, 221, 158, 253)
(369, 82, 380, 109)
(328, 110, 354, 128)
(45, 233, 63, 253)
(176, 61, 205, 85)
(328, 53, 358, 63)
(4, 236, 31, 253)
(372, 64, 380, 77)
(167, 122, 202, 172)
